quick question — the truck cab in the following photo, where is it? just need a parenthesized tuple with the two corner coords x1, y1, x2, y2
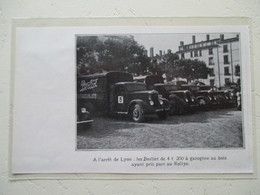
(153, 83, 198, 114)
(111, 82, 169, 122)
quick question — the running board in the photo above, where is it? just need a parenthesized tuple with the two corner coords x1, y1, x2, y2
(77, 120, 93, 124)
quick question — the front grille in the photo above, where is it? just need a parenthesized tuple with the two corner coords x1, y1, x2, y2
(151, 92, 159, 107)
(185, 91, 192, 103)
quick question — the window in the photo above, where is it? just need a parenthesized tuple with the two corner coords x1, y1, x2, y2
(224, 67, 230, 75)
(190, 51, 193, 58)
(225, 78, 230, 85)
(209, 68, 214, 76)
(209, 57, 214, 65)
(194, 50, 198, 57)
(181, 53, 185, 59)
(223, 45, 228, 53)
(224, 55, 229, 64)
(199, 50, 202, 56)
(210, 79, 215, 86)
(209, 48, 212, 54)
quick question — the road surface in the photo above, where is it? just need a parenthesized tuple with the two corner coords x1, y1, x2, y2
(77, 108, 243, 149)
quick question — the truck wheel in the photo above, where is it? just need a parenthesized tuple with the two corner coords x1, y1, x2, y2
(157, 111, 168, 120)
(198, 98, 208, 111)
(131, 104, 144, 123)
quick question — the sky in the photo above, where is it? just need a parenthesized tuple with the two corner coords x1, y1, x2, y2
(133, 33, 238, 56)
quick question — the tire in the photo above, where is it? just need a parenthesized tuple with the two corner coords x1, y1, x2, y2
(131, 104, 144, 123)
(157, 111, 168, 120)
(198, 98, 208, 111)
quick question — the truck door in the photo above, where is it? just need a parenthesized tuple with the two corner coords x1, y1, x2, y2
(114, 84, 127, 112)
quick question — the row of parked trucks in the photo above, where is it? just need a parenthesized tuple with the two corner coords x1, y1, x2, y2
(77, 71, 237, 126)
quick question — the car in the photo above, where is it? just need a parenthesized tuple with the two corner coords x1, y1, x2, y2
(77, 102, 93, 129)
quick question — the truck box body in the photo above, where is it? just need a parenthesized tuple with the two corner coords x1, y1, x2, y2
(77, 72, 133, 113)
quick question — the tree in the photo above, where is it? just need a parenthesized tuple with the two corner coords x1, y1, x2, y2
(160, 53, 179, 67)
(173, 59, 210, 83)
(76, 36, 150, 75)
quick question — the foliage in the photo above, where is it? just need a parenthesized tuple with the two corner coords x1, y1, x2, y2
(177, 59, 210, 82)
(161, 58, 210, 82)
(76, 36, 150, 75)
(77, 36, 211, 81)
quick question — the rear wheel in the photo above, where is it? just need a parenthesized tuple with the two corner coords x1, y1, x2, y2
(131, 104, 144, 123)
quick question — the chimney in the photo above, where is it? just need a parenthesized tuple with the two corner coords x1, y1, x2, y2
(167, 49, 172, 54)
(159, 50, 162, 56)
(206, 34, 210, 41)
(220, 34, 224, 41)
(180, 41, 184, 46)
(150, 47, 154, 57)
(192, 35, 196, 43)
(144, 50, 148, 56)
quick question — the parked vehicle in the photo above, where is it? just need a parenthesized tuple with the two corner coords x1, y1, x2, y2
(180, 84, 217, 110)
(181, 84, 234, 109)
(153, 83, 198, 114)
(77, 99, 93, 129)
(197, 85, 234, 108)
(134, 75, 198, 115)
(77, 72, 170, 122)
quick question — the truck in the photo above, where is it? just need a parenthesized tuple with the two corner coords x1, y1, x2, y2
(181, 84, 234, 109)
(180, 84, 218, 110)
(134, 75, 198, 115)
(77, 98, 93, 129)
(199, 85, 234, 108)
(77, 72, 170, 122)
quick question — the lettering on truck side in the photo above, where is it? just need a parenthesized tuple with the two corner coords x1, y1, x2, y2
(80, 78, 98, 92)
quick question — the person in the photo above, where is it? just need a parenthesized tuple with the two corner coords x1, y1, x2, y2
(236, 89, 241, 110)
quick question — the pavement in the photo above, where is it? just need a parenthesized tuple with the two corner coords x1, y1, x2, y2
(77, 108, 243, 150)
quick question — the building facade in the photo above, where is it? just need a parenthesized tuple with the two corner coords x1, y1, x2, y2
(176, 34, 240, 87)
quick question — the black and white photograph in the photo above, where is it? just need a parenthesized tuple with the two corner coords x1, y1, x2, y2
(76, 33, 243, 150)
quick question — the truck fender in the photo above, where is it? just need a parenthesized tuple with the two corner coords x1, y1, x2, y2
(160, 97, 170, 106)
(127, 99, 149, 114)
(168, 94, 186, 106)
(196, 96, 210, 106)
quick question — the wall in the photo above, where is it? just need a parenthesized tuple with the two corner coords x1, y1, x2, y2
(1, 0, 260, 194)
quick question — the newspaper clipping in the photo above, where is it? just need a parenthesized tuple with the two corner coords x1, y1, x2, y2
(12, 24, 253, 174)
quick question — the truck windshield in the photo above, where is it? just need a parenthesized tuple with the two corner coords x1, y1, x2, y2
(125, 83, 147, 92)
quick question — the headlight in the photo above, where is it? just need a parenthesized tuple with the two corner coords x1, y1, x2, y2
(148, 94, 152, 100)
(149, 100, 154, 106)
(192, 98, 195, 102)
(159, 100, 163, 105)
(81, 107, 87, 113)
(208, 96, 212, 100)
(185, 98, 189, 102)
